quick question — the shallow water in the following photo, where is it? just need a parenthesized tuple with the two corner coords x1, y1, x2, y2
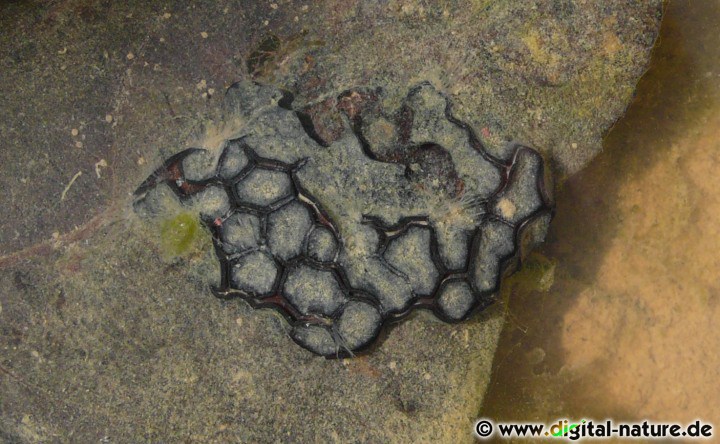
(482, 0, 720, 431)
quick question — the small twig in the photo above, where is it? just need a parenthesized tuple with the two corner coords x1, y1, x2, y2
(60, 170, 82, 202)
(0, 204, 121, 269)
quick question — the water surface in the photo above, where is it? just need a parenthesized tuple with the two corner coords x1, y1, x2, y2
(482, 0, 720, 430)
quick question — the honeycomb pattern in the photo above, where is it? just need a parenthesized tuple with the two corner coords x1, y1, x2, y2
(133, 82, 554, 358)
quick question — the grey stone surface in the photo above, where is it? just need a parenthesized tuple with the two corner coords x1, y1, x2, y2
(278, 1, 663, 177)
(182, 149, 219, 182)
(405, 84, 504, 196)
(282, 264, 346, 317)
(187, 185, 231, 220)
(221, 212, 262, 255)
(438, 280, 476, 321)
(384, 226, 439, 296)
(134, 82, 552, 355)
(336, 300, 383, 351)
(235, 168, 293, 208)
(306, 225, 339, 263)
(435, 225, 472, 271)
(291, 324, 337, 357)
(493, 149, 545, 225)
(0, 1, 661, 442)
(132, 183, 181, 220)
(218, 140, 249, 180)
(267, 201, 313, 260)
(471, 220, 517, 294)
(342, 255, 416, 314)
(231, 251, 278, 296)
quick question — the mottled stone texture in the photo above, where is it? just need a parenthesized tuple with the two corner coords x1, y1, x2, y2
(258, 0, 662, 177)
(0, 0, 660, 442)
(134, 82, 552, 356)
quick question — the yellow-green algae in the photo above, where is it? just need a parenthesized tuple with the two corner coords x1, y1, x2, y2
(159, 212, 202, 257)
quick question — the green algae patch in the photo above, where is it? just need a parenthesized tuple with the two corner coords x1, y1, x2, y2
(159, 212, 202, 257)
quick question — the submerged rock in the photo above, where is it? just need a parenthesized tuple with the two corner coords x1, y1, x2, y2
(0, 0, 664, 441)
(134, 81, 553, 356)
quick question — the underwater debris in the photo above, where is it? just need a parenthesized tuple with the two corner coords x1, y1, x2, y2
(134, 81, 553, 357)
